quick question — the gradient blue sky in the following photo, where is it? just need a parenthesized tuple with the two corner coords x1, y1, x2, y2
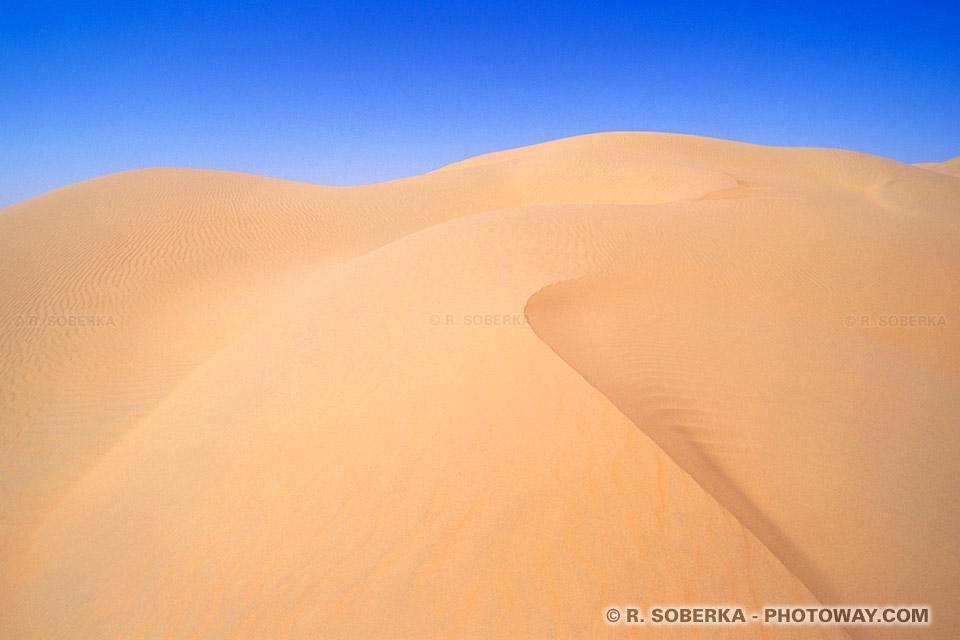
(2, 0, 959, 207)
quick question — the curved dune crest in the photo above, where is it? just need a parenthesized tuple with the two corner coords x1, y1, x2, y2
(2, 132, 957, 638)
(915, 155, 960, 178)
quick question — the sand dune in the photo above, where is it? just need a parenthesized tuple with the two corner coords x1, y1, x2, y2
(915, 155, 960, 178)
(1, 133, 957, 638)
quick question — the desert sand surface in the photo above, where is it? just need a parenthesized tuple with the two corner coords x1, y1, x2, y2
(915, 156, 960, 179)
(1, 132, 958, 639)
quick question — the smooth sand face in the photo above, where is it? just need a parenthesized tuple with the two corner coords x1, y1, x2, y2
(1, 133, 957, 638)
(915, 156, 960, 178)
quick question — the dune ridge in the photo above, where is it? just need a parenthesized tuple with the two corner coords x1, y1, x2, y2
(915, 155, 960, 178)
(2, 132, 957, 638)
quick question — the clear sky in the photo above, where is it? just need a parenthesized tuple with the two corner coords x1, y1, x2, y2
(2, 0, 958, 207)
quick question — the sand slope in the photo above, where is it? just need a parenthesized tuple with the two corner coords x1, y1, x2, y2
(915, 155, 960, 178)
(2, 133, 957, 638)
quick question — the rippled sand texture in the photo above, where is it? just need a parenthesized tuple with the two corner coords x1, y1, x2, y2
(2, 133, 958, 639)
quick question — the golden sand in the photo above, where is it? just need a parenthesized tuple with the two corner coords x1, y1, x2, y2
(2, 133, 957, 638)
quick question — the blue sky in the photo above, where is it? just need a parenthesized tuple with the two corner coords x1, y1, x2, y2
(2, 0, 958, 207)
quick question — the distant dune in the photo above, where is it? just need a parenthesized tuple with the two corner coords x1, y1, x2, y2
(1, 133, 958, 639)
(915, 155, 960, 178)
